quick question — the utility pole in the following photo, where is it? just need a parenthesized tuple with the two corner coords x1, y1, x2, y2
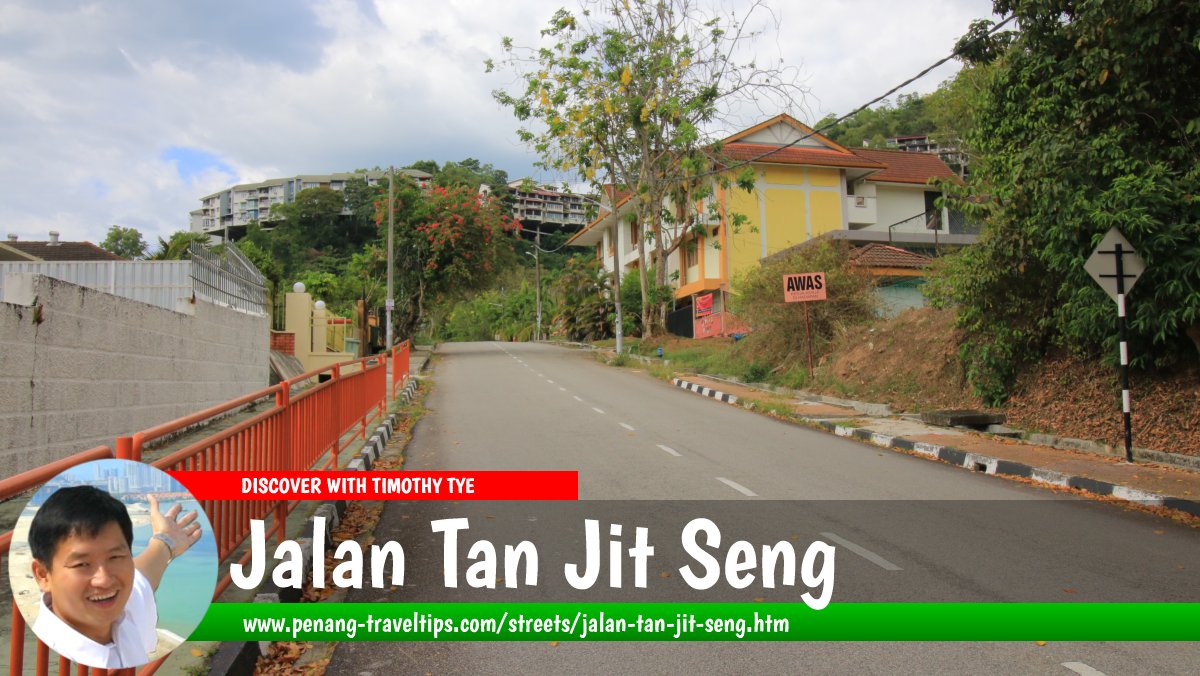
(612, 220, 623, 354)
(534, 228, 542, 341)
(386, 166, 395, 350)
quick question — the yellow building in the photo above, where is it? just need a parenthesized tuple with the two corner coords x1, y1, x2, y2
(568, 114, 963, 338)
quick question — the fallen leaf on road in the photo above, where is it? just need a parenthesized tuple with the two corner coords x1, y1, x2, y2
(1062, 588, 1077, 594)
(1036, 641, 1047, 646)
(660, 571, 671, 578)
(190, 648, 205, 657)
(1154, 529, 1165, 535)
(550, 641, 559, 647)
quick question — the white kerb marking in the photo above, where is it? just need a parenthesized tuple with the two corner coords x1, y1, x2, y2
(1062, 662, 1108, 676)
(592, 407, 606, 415)
(657, 444, 682, 457)
(716, 477, 758, 497)
(819, 532, 902, 571)
(619, 423, 635, 432)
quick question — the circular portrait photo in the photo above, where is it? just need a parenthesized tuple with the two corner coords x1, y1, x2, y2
(7, 459, 217, 669)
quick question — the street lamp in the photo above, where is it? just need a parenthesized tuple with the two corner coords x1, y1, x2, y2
(525, 247, 542, 342)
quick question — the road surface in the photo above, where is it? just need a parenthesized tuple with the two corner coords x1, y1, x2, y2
(329, 342, 1199, 675)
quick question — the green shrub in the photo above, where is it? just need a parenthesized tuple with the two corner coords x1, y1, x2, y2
(733, 240, 877, 370)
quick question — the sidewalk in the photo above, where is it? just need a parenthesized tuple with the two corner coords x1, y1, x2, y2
(673, 374, 1200, 517)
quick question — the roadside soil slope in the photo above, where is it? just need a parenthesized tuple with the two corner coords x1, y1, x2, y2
(817, 308, 1200, 456)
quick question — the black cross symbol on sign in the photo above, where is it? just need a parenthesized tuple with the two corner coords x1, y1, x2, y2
(1084, 228, 1145, 303)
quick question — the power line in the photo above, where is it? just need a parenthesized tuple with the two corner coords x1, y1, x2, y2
(674, 14, 1017, 183)
(545, 15, 1015, 224)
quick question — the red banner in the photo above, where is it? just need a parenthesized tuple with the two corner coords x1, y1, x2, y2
(694, 292, 713, 317)
(169, 471, 578, 501)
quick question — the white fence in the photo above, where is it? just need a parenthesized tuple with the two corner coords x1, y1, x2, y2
(0, 253, 266, 316)
(0, 260, 192, 311)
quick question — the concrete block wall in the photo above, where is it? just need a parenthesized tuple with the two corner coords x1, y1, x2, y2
(0, 275, 269, 477)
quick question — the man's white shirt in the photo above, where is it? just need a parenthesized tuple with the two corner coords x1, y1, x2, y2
(33, 568, 158, 668)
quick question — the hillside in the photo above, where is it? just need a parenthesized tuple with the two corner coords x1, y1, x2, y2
(815, 308, 1200, 457)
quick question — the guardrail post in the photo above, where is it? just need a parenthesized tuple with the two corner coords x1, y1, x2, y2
(116, 436, 135, 461)
(331, 363, 342, 467)
(35, 639, 48, 676)
(10, 602, 24, 676)
(277, 381, 291, 471)
(358, 358, 369, 441)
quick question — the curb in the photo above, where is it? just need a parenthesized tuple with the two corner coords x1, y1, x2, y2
(671, 377, 1200, 518)
(672, 377, 738, 404)
(208, 411, 406, 676)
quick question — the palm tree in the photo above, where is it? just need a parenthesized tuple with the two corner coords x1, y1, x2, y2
(146, 231, 215, 260)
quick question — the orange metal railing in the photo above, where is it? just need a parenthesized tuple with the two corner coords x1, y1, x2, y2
(2, 342, 410, 676)
(390, 340, 411, 401)
(1, 445, 124, 676)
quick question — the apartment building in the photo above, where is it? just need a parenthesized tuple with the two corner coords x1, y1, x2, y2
(887, 134, 968, 177)
(190, 169, 433, 240)
(503, 180, 590, 231)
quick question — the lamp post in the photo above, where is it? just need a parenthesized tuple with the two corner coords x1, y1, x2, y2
(526, 228, 543, 341)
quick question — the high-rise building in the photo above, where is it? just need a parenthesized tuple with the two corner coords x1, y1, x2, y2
(190, 170, 433, 241)
(485, 180, 590, 233)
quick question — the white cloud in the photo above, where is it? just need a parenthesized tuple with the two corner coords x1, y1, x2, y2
(0, 0, 997, 245)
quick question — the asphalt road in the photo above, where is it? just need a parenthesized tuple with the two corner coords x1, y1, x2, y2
(329, 342, 1200, 675)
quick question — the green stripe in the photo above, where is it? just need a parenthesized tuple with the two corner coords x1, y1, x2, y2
(190, 603, 1200, 641)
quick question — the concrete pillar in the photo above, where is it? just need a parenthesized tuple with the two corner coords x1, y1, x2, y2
(312, 302, 327, 354)
(285, 291, 313, 357)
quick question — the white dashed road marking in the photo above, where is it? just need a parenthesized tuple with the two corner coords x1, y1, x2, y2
(592, 407, 605, 415)
(619, 423, 635, 432)
(1061, 663, 1108, 676)
(657, 444, 682, 457)
(716, 477, 757, 497)
(819, 532, 902, 571)
(573, 396, 584, 402)
(559, 387, 567, 392)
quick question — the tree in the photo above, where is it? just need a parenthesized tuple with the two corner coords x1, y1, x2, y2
(100, 225, 148, 259)
(925, 1, 1200, 403)
(552, 255, 614, 341)
(147, 230, 212, 260)
(378, 182, 521, 339)
(492, 0, 804, 336)
(734, 240, 876, 379)
(818, 93, 937, 149)
(406, 160, 440, 176)
(270, 187, 349, 253)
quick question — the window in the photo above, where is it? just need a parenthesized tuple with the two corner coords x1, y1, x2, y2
(630, 222, 639, 246)
(686, 242, 699, 268)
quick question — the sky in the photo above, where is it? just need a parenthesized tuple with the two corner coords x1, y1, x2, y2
(0, 0, 999, 246)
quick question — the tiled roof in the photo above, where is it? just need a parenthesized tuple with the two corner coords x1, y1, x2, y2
(2, 240, 125, 261)
(849, 147, 958, 185)
(5, 240, 125, 261)
(850, 243, 932, 269)
(722, 143, 887, 170)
